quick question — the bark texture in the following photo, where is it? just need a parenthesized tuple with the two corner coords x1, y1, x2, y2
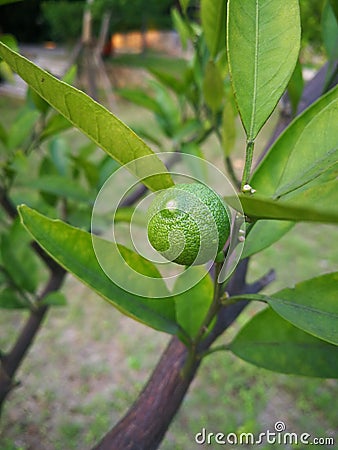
(92, 63, 337, 450)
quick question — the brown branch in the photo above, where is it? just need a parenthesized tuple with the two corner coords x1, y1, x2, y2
(92, 61, 333, 450)
(0, 188, 17, 219)
(0, 188, 63, 273)
(0, 190, 67, 413)
(0, 266, 66, 414)
(93, 258, 276, 450)
(93, 337, 195, 450)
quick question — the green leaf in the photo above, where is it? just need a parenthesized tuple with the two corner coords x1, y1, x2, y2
(114, 207, 147, 227)
(74, 158, 99, 189)
(201, 0, 226, 59)
(148, 67, 186, 96)
(98, 156, 120, 188)
(287, 59, 304, 116)
(151, 81, 181, 137)
(38, 155, 58, 206)
(273, 114, 338, 199)
(221, 94, 237, 156)
(8, 150, 28, 175)
(252, 86, 338, 196)
(227, 0, 301, 140)
(18, 205, 178, 335)
(283, 179, 338, 220)
(329, 0, 338, 22)
(241, 220, 294, 259)
(174, 269, 213, 339)
(118, 88, 162, 114)
(0, 42, 173, 192)
(180, 142, 207, 181)
(322, 0, 338, 61)
(62, 64, 77, 86)
(41, 291, 67, 307)
(203, 60, 224, 112)
(132, 126, 163, 148)
(0, 288, 27, 309)
(27, 86, 50, 114)
(274, 148, 338, 199)
(269, 273, 338, 346)
(0, 122, 8, 146)
(173, 119, 201, 143)
(39, 114, 73, 142)
(1, 220, 40, 293)
(179, 0, 190, 15)
(231, 273, 338, 346)
(7, 109, 40, 151)
(24, 175, 93, 203)
(49, 137, 71, 177)
(171, 8, 190, 50)
(0, 0, 23, 5)
(229, 307, 338, 378)
(226, 192, 338, 224)
(0, 34, 18, 53)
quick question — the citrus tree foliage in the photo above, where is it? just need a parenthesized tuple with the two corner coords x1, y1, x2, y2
(0, 0, 337, 446)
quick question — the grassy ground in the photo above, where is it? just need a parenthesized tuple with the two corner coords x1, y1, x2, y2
(0, 77, 337, 450)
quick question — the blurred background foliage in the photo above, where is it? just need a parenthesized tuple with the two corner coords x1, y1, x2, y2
(0, 0, 328, 50)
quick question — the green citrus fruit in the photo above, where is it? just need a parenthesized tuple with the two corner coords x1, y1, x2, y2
(147, 182, 231, 266)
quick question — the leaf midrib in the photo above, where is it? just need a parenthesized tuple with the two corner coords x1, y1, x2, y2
(249, 0, 260, 140)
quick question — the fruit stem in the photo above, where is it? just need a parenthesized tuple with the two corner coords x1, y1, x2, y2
(180, 261, 224, 379)
(241, 140, 255, 191)
(197, 261, 223, 343)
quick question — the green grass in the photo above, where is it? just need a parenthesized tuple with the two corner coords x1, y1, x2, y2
(0, 72, 337, 450)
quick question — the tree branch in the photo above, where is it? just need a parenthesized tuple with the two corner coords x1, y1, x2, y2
(0, 188, 17, 219)
(92, 61, 333, 450)
(0, 266, 66, 414)
(0, 190, 67, 413)
(93, 258, 276, 450)
(93, 337, 194, 450)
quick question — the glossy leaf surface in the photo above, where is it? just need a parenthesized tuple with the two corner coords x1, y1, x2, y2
(227, 0, 300, 139)
(231, 273, 338, 346)
(230, 307, 338, 378)
(252, 86, 338, 196)
(24, 175, 94, 203)
(41, 291, 67, 307)
(287, 59, 304, 116)
(0, 42, 173, 192)
(269, 273, 338, 346)
(322, 0, 338, 61)
(0, 288, 27, 309)
(222, 95, 237, 156)
(18, 206, 178, 335)
(1, 219, 40, 293)
(203, 60, 224, 112)
(174, 269, 213, 339)
(226, 193, 338, 224)
(241, 220, 294, 259)
(7, 109, 40, 151)
(201, 0, 227, 58)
